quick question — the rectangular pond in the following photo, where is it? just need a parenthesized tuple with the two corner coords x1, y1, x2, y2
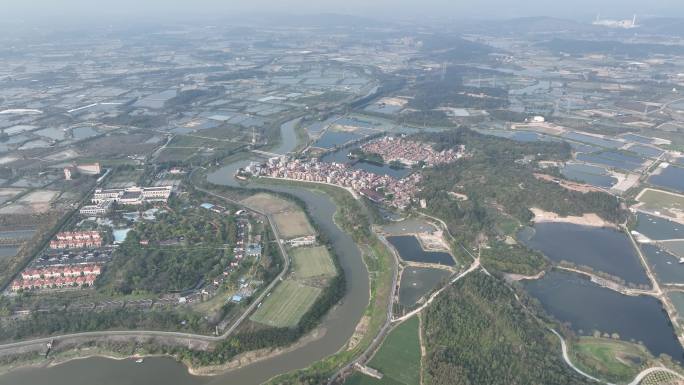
(649, 165, 684, 194)
(387, 235, 455, 266)
(635, 213, 684, 240)
(641, 244, 684, 284)
(628, 144, 664, 159)
(398, 267, 451, 307)
(577, 151, 645, 171)
(313, 131, 364, 149)
(561, 163, 616, 188)
(563, 132, 623, 148)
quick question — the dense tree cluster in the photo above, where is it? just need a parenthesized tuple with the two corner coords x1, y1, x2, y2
(417, 128, 624, 241)
(96, 202, 237, 294)
(423, 273, 587, 385)
(0, 307, 219, 341)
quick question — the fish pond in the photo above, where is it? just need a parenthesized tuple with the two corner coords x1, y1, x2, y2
(386, 235, 455, 266)
(518, 223, 649, 286)
(525, 270, 683, 362)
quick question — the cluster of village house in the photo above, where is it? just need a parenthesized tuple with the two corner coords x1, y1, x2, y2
(49, 231, 102, 249)
(11, 264, 101, 291)
(10, 230, 105, 292)
(360, 136, 464, 166)
(258, 157, 422, 209)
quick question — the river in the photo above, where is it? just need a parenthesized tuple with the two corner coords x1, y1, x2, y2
(0, 118, 371, 385)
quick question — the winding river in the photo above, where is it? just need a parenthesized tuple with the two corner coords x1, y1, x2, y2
(0, 119, 371, 385)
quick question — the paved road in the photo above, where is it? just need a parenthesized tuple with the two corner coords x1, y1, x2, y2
(0, 172, 292, 358)
(549, 328, 604, 383)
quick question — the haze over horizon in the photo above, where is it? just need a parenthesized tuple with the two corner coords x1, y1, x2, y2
(3, 0, 684, 24)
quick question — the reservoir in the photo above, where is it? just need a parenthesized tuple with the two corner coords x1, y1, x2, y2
(386, 235, 455, 266)
(525, 270, 684, 362)
(518, 223, 649, 286)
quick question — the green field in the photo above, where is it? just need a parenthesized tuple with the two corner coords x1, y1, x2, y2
(242, 193, 296, 214)
(250, 279, 321, 327)
(570, 337, 648, 383)
(637, 188, 684, 211)
(346, 315, 421, 385)
(292, 246, 337, 278)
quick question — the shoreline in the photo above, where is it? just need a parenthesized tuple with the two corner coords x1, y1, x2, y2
(0, 326, 329, 378)
(530, 208, 616, 229)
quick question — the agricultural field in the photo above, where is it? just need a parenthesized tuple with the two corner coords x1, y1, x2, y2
(0, 190, 59, 214)
(273, 211, 315, 239)
(639, 370, 684, 385)
(0, 188, 24, 205)
(103, 167, 145, 188)
(250, 279, 321, 327)
(570, 337, 650, 384)
(292, 246, 337, 279)
(156, 147, 198, 163)
(345, 316, 421, 385)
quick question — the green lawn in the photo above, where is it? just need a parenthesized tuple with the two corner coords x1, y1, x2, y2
(638, 188, 684, 211)
(292, 246, 337, 279)
(250, 279, 321, 328)
(570, 337, 647, 384)
(347, 315, 421, 385)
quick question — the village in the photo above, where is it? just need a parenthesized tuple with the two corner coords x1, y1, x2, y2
(359, 136, 464, 167)
(257, 157, 422, 209)
(252, 137, 465, 209)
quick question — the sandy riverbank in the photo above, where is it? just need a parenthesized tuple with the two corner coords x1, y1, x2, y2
(530, 208, 616, 228)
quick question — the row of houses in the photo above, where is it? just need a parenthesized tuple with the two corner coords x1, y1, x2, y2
(11, 275, 97, 292)
(21, 264, 102, 280)
(49, 231, 102, 249)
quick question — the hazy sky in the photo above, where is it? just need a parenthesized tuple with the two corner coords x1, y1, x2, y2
(3, 0, 684, 22)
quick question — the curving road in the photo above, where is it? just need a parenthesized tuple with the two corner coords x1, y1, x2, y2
(0, 173, 293, 359)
